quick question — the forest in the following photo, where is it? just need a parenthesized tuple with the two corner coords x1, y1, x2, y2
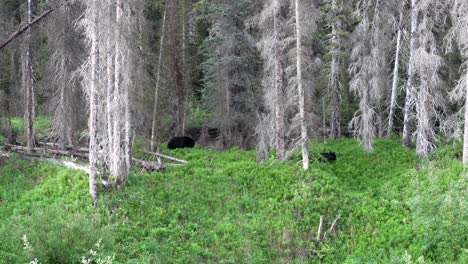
(0, 0, 467, 263)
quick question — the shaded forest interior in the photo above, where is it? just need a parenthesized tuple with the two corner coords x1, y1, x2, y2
(1, 0, 468, 197)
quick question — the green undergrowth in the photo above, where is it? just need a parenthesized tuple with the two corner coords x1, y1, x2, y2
(1, 115, 51, 144)
(0, 139, 466, 263)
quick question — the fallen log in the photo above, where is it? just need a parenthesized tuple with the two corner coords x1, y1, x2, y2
(132, 158, 166, 172)
(5, 144, 89, 159)
(0, 149, 89, 173)
(0, 151, 10, 158)
(143, 150, 188, 164)
(4, 144, 168, 172)
(38, 142, 89, 153)
(45, 158, 90, 174)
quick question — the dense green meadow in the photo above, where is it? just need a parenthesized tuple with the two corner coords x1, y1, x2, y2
(0, 138, 467, 263)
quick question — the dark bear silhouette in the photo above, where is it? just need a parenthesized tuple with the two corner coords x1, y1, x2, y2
(168, 136, 195, 150)
(320, 152, 336, 162)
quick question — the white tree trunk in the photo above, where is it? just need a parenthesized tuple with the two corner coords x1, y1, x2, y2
(151, 5, 167, 151)
(25, 0, 35, 153)
(106, 26, 114, 163)
(273, 0, 286, 161)
(416, 80, 432, 156)
(329, 0, 341, 139)
(388, 11, 403, 137)
(88, 0, 99, 204)
(295, 0, 309, 170)
(402, 0, 418, 147)
(111, 0, 124, 179)
(124, 2, 133, 172)
(463, 74, 468, 163)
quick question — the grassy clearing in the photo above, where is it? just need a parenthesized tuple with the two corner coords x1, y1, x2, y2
(0, 139, 466, 263)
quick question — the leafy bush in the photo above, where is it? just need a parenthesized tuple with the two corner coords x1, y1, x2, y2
(407, 163, 467, 262)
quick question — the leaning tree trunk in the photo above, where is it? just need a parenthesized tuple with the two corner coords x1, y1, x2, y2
(388, 11, 403, 137)
(295, 0, 309, 170)
(88, 0, 99, 204)
(463, 74, 468, 163)
(273, 0, 286, 161)
(151, 4, 167, 151)
(402, 0, 418, 148)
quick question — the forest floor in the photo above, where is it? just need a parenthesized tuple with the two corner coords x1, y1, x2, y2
(0, 137, 466, 263)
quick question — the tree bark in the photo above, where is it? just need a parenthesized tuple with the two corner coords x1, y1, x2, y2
(110, 0, 124, 179)
(463, 74, 468, 163)
(273, 0, 286, 161)
(329, 0, 341, 139)
(295, 0, 309, 170)
(181, 0, 192, 134)
(416, 79, 433, 156)
(151, 4, 167, 152)
(24, 0, 35, 153)
(88, 0, 99, 205)
(402, 0, 418, 147)
(388, 11, 403, 137)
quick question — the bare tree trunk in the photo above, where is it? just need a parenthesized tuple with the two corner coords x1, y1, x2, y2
(224, 76, 232, 147)
(123, 3, 133, 173)
(416, 80, 433, 156)
(295, 0, 309, 170)
(273, 0, 286, 161)
(5, 50, 16, 144)
(362, 88, 374, 151)
(464, 75, 468, 163)
(151, 5, 167, 151)
(88, 0, 99, 204)
(168, 0, 185, 136)
(58, 86, 66, 150)
(106, 24, 114, 163)
(110, 0, 124, 180)
(181, 0, 192, 134)
(329, 0, 341, 139)
(388, 11, 403, 137)
(24, 0, 35, 153)
(402, 0, 418, 148)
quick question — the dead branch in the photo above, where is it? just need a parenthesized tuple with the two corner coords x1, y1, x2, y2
(45, 158, 90, 174)
(329, 215, 341, 233)
(317, 215, 324, 240)
(0, 0, 70, 50)
(143, 150, 188, 164)
(1, 148, 89, 173)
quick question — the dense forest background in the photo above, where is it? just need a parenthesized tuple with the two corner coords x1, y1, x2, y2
(0, 0, 467, 263)
(1, 0, 467, 162)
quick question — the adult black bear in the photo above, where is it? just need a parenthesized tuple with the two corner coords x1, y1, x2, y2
(320, 152, 336, 162)
(168, 136, 195, 150)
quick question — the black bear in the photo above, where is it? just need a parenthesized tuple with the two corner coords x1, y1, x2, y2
(168, 136, 195, 150)
(320, 152, 336, 162)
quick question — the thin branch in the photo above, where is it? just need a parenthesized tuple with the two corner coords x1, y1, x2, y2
(0, 0, 70, 50)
